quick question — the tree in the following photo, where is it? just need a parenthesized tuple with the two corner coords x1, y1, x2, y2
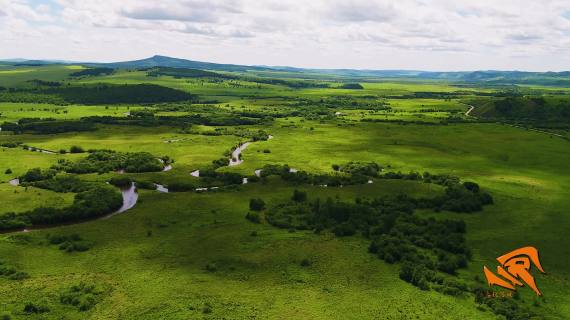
(292, 189, 307, 202)
(249, 198, 265, 211)
(70, 145, 85, 153)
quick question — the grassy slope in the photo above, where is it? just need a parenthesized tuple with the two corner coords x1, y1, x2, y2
(0, 181, 495, 319)
(233, 119, 570, 317)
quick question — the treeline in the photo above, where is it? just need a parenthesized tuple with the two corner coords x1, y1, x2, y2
(147, 67, 232, 79)
(26, 176, 93, 193)
(1, 118, 96, 134)
(1, 112, 269, 135)
(242, 76, 330, 89)
(338, 83, 364, 89)
(0, 185, 122, 230)
(52, 150, 165, 174)
(70, 68, 114, 77)
(83, 112, 266, 127)
(259, 190, 476, 284)
(483, 96, 570, 121)
(257, 163, 493, 212)
(0, 84, 197, 105)
(44, 84, 197, 105)
(249, 185, 491, 300)
(196, 128, 270, 141)
(294, 96, 391, 111)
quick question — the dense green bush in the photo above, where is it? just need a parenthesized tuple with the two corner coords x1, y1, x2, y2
(44, 84, 197, 105)
(29, 176, 92, 193)
(23, 302, 50, 314)
(0, 185, 122, 230)
(167, 182, 196, 192)
(60, 282, 102, 311)
(69, 145, 85, 153)
(261, 186, 492, 295)
(249, 198, 265, 211)
(70, 67, 114, 77)
(108, 176, 133, 188)
(48, 234, 93, 252)
(339, 161, 382, 177)
(59, 150, 164, 174)
(245, 212, 261, 223)
(339, 83, 364, 89)
(1, 141, 21, 148)
(474, 288, 536, 320)
(0, 259, 29, 280)
(2, 119, 96, 134)
(292, 189, 307, 202)
(20, 167, 56, 182)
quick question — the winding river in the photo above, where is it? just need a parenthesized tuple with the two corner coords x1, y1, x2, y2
(229, 142, 251, 166)
(2, 134, 275, 233)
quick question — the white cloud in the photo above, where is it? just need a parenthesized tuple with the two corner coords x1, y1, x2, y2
(0, 0, 570, 70)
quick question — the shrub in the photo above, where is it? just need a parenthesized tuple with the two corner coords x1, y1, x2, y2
(1, 141, 21, 148)
(300, 258, 312, 267)
(69, 145, 85, 153)
(202, 303, 213, 314)
(23, 302, 50, 314)
(245, 212, 261, 223)
(4, 168, 11, 174)
(167, 182, 195, 192)
(48, 234, 92, 252)
(463, 181, 480, 193)
(31, 176, 92, 193)
(205, 263, 217, 272)
(249, 198, 265, 211)
(108, 176, 132, 188)
(292, 189, 307, 202)
(20, 167, 55, 182)
(60, 282, 102, 311)
(339, 83, 364, 89)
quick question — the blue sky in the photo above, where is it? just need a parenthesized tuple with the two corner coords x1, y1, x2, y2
(1, 0, 570, 71)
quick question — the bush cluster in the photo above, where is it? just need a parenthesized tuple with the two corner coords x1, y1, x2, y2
(53, 150, 164, 174)
(258, 185, 493, 295)
(0, 259, 29, 280)
(60, 282, 103, 311)
(0, 185, 122, 231)
(47, 234, 93, 252)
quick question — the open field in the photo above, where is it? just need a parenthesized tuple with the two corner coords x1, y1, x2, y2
(0, 63, 568, 319)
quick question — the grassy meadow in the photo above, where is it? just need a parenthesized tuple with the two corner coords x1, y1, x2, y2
(0, 64, 568, 319)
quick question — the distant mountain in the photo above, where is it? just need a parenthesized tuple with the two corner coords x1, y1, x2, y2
(88, 55, 273, 72)
(2, 55, 570, 85)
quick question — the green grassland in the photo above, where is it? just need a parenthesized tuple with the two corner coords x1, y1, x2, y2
(0, 65, 568, 319)
(0, 65, 83, 87)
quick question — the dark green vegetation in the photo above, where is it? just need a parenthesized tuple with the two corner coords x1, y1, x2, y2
(0, 185, 122, 230)
(0, 61, 568, 319)
(70, 68, 114, 77)
(0, 84, 196, 105)
(472, 96, 570, 132)
(56, 150, 164, 174)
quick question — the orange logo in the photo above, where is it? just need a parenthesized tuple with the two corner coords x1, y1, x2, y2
(483, 246, 545, 296)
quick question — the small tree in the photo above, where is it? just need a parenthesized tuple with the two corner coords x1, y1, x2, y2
(249, 198, 265, 211)
(245, 212, 261, 223)
(70, 145, 84, 153)
(292, 189, 307, 202)
(4, 168, 12, 174)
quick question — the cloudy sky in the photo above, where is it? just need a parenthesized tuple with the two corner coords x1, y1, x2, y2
(1, 0, 570, 71)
